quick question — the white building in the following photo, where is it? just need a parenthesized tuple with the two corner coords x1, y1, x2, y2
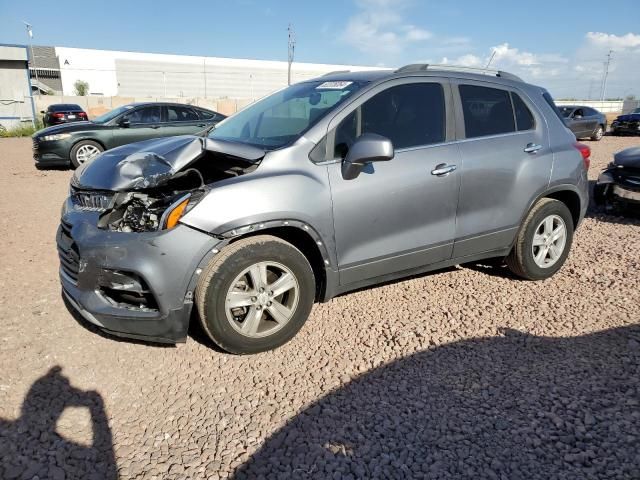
(50, 46, 379, 99)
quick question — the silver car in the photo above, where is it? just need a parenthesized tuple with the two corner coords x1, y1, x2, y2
(58, 65, 590, 354)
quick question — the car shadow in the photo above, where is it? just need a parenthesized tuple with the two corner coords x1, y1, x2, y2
(0, 366, 117, 479)
(233, 325, 640, 479)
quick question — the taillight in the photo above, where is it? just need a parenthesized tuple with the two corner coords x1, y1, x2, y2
(52, 112, 65, 118)
(574, 142, 591, 170)
(78, 112, 87, 118)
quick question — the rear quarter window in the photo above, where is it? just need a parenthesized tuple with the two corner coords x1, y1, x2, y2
(511, 93, 535, 131)
(542, 92, 565, 123)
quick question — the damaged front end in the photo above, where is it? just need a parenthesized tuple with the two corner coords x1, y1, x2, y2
(59, 135, 265, 343)
(71, 135, 264, 232)
(594, 146, 640, 211)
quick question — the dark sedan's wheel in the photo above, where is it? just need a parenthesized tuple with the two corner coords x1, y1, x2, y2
(195, 235, 315, 354)
(590, 125, 604, 141)
(70, 140, 103, 168)
(506, 198, 574, 280)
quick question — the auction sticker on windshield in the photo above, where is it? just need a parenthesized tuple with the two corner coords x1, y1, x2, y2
(317, 81, 353, 89)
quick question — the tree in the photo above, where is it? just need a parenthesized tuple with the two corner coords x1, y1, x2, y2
(73, 80, 89, 96)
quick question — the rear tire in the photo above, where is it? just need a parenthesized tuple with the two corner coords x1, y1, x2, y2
(506, 198, 574, 280)
(195, 235, 315, 354)
(590, 125, 604, 141)
(70, 140, 103, 168)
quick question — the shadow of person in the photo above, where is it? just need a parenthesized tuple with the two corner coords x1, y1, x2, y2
(234, 325, 640, 479)
(0, 366, 117, 480)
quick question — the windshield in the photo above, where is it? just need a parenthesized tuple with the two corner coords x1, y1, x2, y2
(559, 106, 574, 118)
(93, 105, 135, 124)
(208, 80, 368, 149)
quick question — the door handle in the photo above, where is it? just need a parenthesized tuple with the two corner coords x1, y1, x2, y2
(524, 143, 543, 153)
(150, 125, 161, 129)
(431, 163, 457, 176)
(197, 123, 206, 127)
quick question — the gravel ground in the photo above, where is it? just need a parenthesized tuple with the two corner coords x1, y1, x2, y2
(0, 136, 638, 480)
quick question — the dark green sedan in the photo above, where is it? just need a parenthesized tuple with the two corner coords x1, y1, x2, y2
(32, 102, 225, 168)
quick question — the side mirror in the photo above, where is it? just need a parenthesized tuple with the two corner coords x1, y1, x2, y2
(40, 110, 45, 114)
(342, 133, 394, 180)
(119, 118, 131, 128)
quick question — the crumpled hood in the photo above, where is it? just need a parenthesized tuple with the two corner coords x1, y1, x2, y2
(615, 113, 640, 122)
(74, 135, 265, 191)
(613, 146, 640, 168)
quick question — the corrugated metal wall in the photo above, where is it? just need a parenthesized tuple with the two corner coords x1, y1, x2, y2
(114, 59, 341, 99)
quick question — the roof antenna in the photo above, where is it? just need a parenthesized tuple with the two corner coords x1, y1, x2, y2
(485, 50, 496, 69)
(287, 24, 296, 86)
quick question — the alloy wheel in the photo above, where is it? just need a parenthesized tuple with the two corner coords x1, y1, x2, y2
(225, 261, 300, 338)
(532, 214, 567, 268)
(75, 144, 101, 164)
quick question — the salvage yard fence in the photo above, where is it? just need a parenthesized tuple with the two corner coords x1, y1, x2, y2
(33, 95, 256, 120)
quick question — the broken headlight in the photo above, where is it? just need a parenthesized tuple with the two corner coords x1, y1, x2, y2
(97, 190, 203, 233)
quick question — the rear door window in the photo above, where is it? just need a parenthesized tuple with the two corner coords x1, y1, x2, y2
(459, 85, 515, 138)
(166, 105, 199, 122)
(333, 82, 445, 157)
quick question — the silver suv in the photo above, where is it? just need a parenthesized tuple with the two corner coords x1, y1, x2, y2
(58, 65, 590, 354)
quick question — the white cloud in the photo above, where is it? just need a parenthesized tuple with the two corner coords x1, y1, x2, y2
(585, 32, 640, 50)
(441, 43, 569, 81)
(439, 35, 639, 98)
(341, 0, 432, 55)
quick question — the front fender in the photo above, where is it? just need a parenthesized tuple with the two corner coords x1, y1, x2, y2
(180, 169, 337, 267)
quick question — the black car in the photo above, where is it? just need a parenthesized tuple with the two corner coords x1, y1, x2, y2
(33, 102, 226, 168)
(594, 146, 640, 211)
(610, 108, 640, 136)
(42, 104, 88, 127)
(559, 105, 607, 141)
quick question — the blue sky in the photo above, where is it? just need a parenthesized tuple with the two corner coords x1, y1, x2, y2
(1, 0, 639, 97)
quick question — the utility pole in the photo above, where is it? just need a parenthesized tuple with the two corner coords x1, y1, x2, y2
(23, 22, 39, 95)
(287, 24, 295, 85)
(600, 49, 613, 102)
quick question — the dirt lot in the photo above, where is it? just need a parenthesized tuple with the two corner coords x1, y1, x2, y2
(0, 136, 639, 480)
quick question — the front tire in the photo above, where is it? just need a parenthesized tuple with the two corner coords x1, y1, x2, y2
(70, 140, 103, 168)
(590, 125, 604, 141)
(195, 235, 315, 354)
(506, 198, 574, 280)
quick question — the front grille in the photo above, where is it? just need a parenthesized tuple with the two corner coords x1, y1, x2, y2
(70, 191, 113, 212)
(58, 219, 80, 284)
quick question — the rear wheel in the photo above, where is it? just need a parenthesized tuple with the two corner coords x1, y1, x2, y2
(590, 125, 604, 141)
(70, 140, 103, 168)
(195, 235, 315, 354)
(506, 198, 574, 280)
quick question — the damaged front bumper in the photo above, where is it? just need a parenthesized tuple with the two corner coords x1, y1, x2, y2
(58, 202, 221, 343)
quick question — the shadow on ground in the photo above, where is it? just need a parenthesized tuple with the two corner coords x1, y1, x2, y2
(0, 366, 117, 480)
(234, 325, 640, 479)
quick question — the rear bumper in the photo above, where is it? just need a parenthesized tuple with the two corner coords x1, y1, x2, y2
(58, 205, 221, 343)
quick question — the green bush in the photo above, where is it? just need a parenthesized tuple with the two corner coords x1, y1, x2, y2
(0, 119, 44, 138)
(74, 80, 90, 96)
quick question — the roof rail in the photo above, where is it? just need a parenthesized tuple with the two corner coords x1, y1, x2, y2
(394, 63, 523, 82)
(322, 70, 351, 76)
